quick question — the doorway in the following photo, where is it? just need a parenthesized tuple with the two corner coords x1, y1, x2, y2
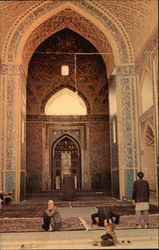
(51, 136, 81, 190)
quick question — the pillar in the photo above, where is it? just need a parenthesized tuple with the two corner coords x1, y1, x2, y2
(115, 65, 139, 199)
(0, 63, 26, 203)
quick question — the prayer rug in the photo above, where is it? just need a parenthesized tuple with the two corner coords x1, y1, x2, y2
(80, 214, 159, 231)
(0, 217, 85, 233)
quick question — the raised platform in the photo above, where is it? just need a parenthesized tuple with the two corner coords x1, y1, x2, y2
(26, 190, 112, 202)
(0, 199, 158, 218)
(1, 193, 158, 234)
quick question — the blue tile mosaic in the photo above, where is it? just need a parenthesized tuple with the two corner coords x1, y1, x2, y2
(125, 169, 134, 199)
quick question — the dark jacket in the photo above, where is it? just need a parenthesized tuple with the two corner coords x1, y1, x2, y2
(98, 207, 113, 225)
(0, 193, 4, 201)
(100, 232, 117, 246)
(0, 193, 4, 205)
(97, 207, 120, 226)
(44, 206, 61, 225)
(42, 206, 62, 231)
(132, 179, 149, 202)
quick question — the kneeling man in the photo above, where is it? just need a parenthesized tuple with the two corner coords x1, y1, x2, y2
(91, 207, 120, 226)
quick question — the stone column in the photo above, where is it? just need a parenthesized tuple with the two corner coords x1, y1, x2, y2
(115, 65, 139, 199)
(0, 64, 26, 203)
(42, 122, 46, 191)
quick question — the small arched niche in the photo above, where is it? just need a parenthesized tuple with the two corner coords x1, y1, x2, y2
(141, 123, 156, 204)
(139, 69, 153, 114)
(45, 88, 87, 115)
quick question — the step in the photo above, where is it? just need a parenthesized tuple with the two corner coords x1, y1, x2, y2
(0, 231, 158, 249)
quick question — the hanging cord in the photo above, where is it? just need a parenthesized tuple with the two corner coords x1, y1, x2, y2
(74, 53, 77, 95)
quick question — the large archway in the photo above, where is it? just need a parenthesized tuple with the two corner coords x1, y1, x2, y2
(26, 27, 110, 194)
(1, 1, 138, 202)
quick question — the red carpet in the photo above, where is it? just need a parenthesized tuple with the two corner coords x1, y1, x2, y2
(0, 217, 85, 233)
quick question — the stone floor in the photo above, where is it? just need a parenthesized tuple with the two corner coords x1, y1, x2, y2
(0, 195, 158, 249)
(0, 229, 158, 249)
(0, 203, 158, 231)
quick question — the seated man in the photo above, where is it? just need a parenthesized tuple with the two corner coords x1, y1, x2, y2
(0, 190, 13, 208)
(0, 190, 4, 202)
(93, 219, 132, 247)
(93, 219, 119, 246)
(91, 207, 120, 226)
(42, 200, 62, 231)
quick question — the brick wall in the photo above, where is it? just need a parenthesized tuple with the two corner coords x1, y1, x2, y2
(26, 122, 43, 192)
(89, 121, 111, 191)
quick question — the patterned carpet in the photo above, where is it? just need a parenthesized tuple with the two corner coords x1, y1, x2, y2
(0, 203, 69, 218)
(82, 214, 159, 230)
(0, 217, 85, 233)
(0, 214, 158, 233)
(0, 202, 158, 218)
(0, 201, 158, 232)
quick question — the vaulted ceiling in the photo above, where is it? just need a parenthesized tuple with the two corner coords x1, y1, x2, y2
(94, 0, 158, 58)
(0, 0, 158, 63)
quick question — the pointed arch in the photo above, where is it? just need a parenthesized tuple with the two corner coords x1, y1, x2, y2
(53, 133, 80, 153)
(41, 85, 90, 114)
(143, 123, 154, 148)
(44, 88, 87, 116)
(140, 121, 156, 203)
(51, 134, 81, 190)
(2, 0, 134, 75)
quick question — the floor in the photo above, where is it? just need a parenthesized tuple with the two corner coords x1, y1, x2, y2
(0, 193, 158, 249)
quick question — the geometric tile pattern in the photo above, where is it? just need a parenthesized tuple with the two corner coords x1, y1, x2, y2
(145, 125, 154, 147)
(6, 171, 15, 193)
(0, 0, 158, 203)
(27, 28, 109, 115)
(1, 0, 157, 65)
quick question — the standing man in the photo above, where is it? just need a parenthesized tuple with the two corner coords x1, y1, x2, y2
(132, 171, 150, 229)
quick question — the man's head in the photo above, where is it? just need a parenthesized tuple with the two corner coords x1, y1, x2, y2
(48, 200, 54, 210)
(137, 171, 144, 179)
